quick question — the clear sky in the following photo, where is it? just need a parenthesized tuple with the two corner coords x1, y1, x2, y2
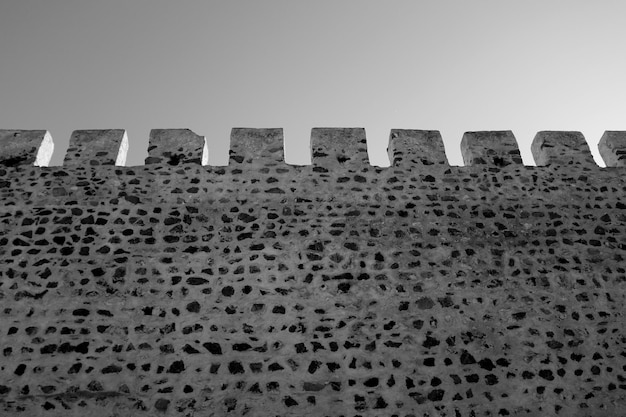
(1, 1, 625, 167)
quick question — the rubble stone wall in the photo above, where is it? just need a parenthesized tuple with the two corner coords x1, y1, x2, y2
(0, 127, 624, 417)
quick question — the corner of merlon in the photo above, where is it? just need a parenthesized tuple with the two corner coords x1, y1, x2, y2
(387, 130, 449, 167)
(0, 130, 54, 168)
(310, 128, 369, 168)
(145, 129, 205, 166)
(229, 128, 284, 166)
(598, 131, 626, 167)
(461, 131, 523, 167)
(531, 131, 597, 167)
(63, 129, 128, 167)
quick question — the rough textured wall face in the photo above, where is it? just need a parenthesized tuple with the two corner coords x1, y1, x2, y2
(0, 128, 625, 417)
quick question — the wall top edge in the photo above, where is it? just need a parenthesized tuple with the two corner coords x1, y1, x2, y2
(0, 128, 624, 168)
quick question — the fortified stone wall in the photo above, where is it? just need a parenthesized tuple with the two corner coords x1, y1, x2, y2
(0, 128, 624, 417)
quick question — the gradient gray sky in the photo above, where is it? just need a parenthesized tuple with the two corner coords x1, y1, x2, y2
(1, 1, 625, 166)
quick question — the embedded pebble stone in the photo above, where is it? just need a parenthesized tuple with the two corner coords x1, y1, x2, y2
(0, 128, 624, 416)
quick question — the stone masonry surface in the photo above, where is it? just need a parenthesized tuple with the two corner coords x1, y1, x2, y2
(0, 127, 624, 417)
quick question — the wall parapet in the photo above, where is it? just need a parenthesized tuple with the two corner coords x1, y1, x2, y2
(0, 128, 625, 169)
(0, 127, 624, 416)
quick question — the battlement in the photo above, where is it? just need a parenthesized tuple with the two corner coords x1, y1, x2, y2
(0, 127, 624, 416)
(2, 128, 626, 170)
